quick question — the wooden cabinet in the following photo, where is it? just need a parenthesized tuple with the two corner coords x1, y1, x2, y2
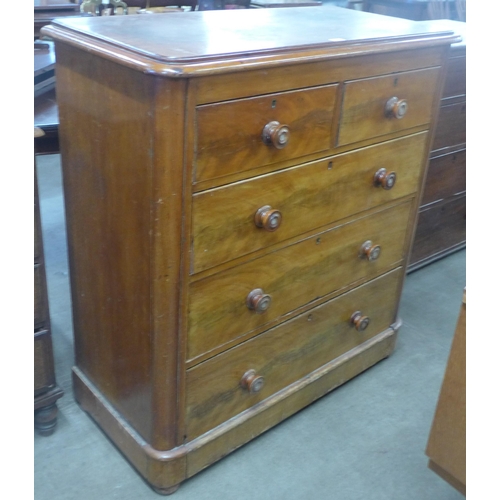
(409, 19, 466, 271)
(426, 288, 466, 495)
(43, 8, 458, 493)
(34, 129, 64, 435)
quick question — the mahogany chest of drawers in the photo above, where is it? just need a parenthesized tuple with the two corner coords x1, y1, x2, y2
(409, 19, 466, 270)
(34, 129, 64, 435)
(44, 7, 458, 493)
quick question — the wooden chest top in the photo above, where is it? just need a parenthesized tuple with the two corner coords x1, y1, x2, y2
(45, 7, 459, 75)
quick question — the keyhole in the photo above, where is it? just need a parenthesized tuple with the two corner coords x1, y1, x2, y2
(316, 238, 321, 245)
(394, 77, 398, 86)
(327, 161, 333, 170)
(271, 99, 277, 109)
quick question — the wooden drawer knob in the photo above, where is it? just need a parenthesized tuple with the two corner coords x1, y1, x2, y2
(385, 96, 408, 119)
(374, 168, 396, 190)
(359, 240, 381, 261)
(246, 288, 272, 313)
(262, 121, 290, 149)
(350, 311, 370, 331)
(255, 205, 282, 232)
(241, 369, 265, 393)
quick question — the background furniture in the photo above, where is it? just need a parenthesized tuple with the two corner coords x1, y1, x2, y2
(34, 0, 80, 38)
(361, 0, 465, 21)
(409, 19, 465, 271)
(426, 288, 466, 495)
(44, 8, 457, 493)
(250, 0, 322, 8)
(34, 128, 64, 435)
(35, 41, 60, 155)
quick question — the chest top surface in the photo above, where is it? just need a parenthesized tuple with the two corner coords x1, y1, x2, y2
(44, 6, 459, 75)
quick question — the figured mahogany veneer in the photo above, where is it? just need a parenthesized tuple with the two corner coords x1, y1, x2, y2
(43, 7, 458, 494)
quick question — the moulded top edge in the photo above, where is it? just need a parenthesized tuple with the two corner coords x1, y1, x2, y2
(43, 7, 461, 75)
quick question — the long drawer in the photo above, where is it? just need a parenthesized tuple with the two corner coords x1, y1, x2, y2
(421, 149, 466, 207)
(185, 267, 403, 440)
(431, 101, 466, 152)
(411, 195, 466, 265)
(188, 200, 411, 361)
(192, 132, 427, 273)
(338, 67, 439, 146)
(194, 84, 339, 183)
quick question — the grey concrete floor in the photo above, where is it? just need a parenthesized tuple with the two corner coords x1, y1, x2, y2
(34, 153, 465, 500)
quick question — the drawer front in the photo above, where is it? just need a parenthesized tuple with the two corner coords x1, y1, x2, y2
(432, 101, 466, 151)
(188, 201, 411, 361)
(421, 149, 466, 206)
(34, 264, 48, 329)
(192, 132, 427, 273)
(194, 84, 339, 183)
(338, 67, 439, 147)
(442, 56, 466, 99)
(34, 331, 55, 394)
(411, 195, 466, 265)
(186, 268, 403, 439)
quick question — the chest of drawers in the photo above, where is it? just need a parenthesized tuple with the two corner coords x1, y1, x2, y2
(44, 7, 458, 493)
(409, 19, 466, 270)
(34, 129, 64, 435)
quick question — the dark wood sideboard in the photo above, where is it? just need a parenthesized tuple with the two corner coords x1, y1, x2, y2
(43, 8, 458, 493)
(34, 129, 64, 435)
(409, 19, 465, 271)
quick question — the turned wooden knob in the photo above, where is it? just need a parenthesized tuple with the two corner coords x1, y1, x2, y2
(374, 168, 397, 190)
(359, 240, 381, 261)
(350, 311, 370, 331)
(262, 121, 290, 149)
(255, 205, 282, 231)
(385, 96, 408, 119)
(241, 369, 265, 393)
(246, 289, 272, 313)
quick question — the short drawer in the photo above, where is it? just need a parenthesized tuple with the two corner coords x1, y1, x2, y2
(194, 84, 339, 183)
(185, 267, 403, 440)
(338, 67, 440, 147)
(35, 264, 48, 330)
(34, 330, 55, 394)
(192, 132, 427, 273)
(421, 149, 466, 207)
(432, 101, 466, 151)
(410, 195, 466, 266)
(188, 201, 411, 361)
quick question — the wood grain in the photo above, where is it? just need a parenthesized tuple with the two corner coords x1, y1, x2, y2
(426, 290, 466, 493)
(192, 132, 427, 273)
(188, 202, 411, 361)
(186, 268, 403, 439)
(338, 67, 440, 146)
(195, 85, 338, 183)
